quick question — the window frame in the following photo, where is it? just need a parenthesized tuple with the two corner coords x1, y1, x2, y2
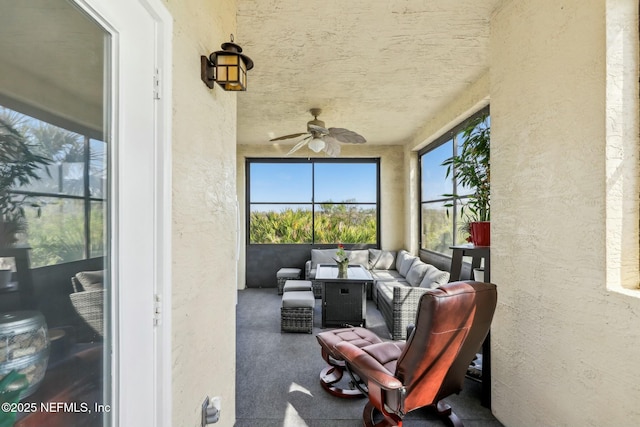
(418, 106, 489, 255)
(0, 104, 106, 267)
(246, 157, 381, 246)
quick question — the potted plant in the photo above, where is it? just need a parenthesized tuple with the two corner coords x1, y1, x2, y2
(442, 114, 490, 246)
(0, 118, 51, 249)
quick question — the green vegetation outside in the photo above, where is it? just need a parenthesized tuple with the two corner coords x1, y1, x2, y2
(250, 202, 376, 244)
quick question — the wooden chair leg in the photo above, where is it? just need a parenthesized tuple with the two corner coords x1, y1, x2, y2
(319, 347, 365, 398)
(435, 401, 464, 427)
(319, 365, 365, 398)
(362, 401, 403, 427)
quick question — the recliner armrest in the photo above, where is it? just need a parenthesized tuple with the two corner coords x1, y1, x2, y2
(334, 341, 403, 391)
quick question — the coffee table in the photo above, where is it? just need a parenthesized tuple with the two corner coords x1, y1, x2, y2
(315, 263, 373, 328)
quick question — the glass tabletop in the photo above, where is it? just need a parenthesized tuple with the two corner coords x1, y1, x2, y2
(315, 264, 373, 281)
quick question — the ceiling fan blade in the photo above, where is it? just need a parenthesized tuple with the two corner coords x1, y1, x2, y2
(270, 132, 309, 141)
(308, 124, 329, 135)
(286, 136, 312, 155)
(323, 137, 342, 157)
(328, 127, 367, 144)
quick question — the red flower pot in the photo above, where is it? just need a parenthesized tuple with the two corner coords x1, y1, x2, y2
(470, 221, 490, 246)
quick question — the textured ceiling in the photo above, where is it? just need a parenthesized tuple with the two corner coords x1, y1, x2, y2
(236, 0, 500, 146)
(0, 0, 500, 148)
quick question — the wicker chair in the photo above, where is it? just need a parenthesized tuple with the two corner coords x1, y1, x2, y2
(69, 271, 105, 342)
(69, 289, 104, 340)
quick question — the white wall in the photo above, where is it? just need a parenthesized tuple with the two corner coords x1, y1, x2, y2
(236, 144, 405, 288)
(164, 0, 239, 426)
(490, 0, 640, 425)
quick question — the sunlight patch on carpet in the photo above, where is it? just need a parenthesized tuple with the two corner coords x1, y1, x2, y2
(283, 402, 309, 427)
(288, 381, 313, 397)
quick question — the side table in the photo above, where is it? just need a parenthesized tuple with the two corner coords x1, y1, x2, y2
(449, 244, 490, 282)
(449, 244, 492, 409)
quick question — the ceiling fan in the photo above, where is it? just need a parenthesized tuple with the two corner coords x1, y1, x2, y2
(270, 108, 366, 157)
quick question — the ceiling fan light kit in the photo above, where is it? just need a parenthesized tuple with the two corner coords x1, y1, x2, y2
(270, 108, 367, 157)
(201, 34, 254, 91)
(308, 137, 326, 153)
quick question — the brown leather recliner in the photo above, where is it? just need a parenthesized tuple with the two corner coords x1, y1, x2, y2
(334, 281, 497, 427)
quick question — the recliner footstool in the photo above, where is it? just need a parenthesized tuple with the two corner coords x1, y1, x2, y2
(316, 327, 383, 397)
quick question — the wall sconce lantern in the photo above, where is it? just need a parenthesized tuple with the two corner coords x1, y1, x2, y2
(201, 34, 254, 91)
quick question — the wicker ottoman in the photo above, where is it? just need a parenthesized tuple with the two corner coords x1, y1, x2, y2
(283, 280, 313, 293)
(276, 268, 302, 295)
(311, 280, 322, 299)
(316, 327, 384, 397)
(281, 290, 315, 333)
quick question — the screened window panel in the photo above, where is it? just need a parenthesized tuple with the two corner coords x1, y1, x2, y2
(90, 200, 106, 258)
(249, 162, 312, 203)
(89, 139, 107, 198)
(249, 204, 312, 243)
(314, 163, 377, 203)
(421, 201, 453, 254)
(314, 203, 377, 244)
(247, 159, 379, 246)
(421, 139, 453, 200)
(20, 197, 85, 267)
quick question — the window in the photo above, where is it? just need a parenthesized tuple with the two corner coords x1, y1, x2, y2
(604, 0, 639, 293)
(0, 105, 106, 267)
(247, 158, 379, 245)
(419, 107, 489, 255)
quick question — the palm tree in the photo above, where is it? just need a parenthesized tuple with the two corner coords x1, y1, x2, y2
(0, 118, 51, 246)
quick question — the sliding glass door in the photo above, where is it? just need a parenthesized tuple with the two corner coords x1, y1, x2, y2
(0, 0, 168, 425)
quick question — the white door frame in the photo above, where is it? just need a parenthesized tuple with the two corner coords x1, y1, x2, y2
(71, 0, 172, 425)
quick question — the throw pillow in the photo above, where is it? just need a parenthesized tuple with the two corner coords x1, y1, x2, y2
(395, 250, 411, 271)
(368, 249, 397, 270)
(311, 249, 339, 266)
(75, 270, 105, 292)
(397, 251, 417, 277)
(405, 261, 429, 287)
(419, 265, 450, 289)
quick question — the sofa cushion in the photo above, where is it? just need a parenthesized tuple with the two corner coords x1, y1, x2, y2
(311, 248, 369, 268)
(368, 249, 397, 270)
(311, 249, 339, 266)
(419, 265, 450, 289)
(393, 249, 411, 270)
(349, 249, 369, 266)
(405, 261, 430, 287)
(375, 282, 396, 307)
(396, 251, 417, 277)
(371, 269, 404, 282)
(74, 270, 104, 292)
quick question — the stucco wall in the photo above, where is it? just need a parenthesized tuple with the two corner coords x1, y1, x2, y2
(236, 144, 405, 288)
(164, 0, 239, 426)
(490, 0, 640, 425)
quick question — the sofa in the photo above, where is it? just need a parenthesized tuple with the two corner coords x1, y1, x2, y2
(305, 248, 450, 340)
(371, 250, 450, 339)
